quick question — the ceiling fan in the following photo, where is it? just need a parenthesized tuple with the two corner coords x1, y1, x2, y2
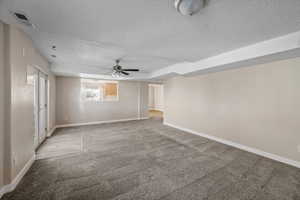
(112, 59, 140, 77)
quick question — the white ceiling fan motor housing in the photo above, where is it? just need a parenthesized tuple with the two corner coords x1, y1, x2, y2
(175, 0, 204, 16)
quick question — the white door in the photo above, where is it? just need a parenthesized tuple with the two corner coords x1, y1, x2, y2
(148, 84, 164, 111)
(38, 72, 48, 144)
(33, 72, 39, 149)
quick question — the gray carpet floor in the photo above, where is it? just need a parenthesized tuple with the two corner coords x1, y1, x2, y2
(2, 119, 300, 200)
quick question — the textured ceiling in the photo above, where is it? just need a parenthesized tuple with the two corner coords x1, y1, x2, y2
(1, 0, 300, 77)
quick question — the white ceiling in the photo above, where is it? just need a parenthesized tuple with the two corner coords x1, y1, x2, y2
(1, 0, 300, 79)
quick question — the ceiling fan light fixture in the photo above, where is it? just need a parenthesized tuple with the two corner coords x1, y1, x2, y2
(111, 59, 139, 77)
(112, 71, 120, 78)
(174, 0, 204, 16)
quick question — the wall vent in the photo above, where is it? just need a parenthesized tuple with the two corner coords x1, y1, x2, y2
(12, 11, 35, 27)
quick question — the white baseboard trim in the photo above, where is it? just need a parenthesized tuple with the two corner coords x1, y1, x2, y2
(56, 117, 149, 129)
(0, 154, 35, 198)
(0, 186, 5, 199)
(164, 122, 300, 169)
(139, 117, 150, 120)
(47, 126, 57, 137)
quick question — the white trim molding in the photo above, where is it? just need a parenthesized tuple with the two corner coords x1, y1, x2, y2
(139, 117, 150, 120)
(48, 117, 150, 137)
(56, 117, 149, 129)
(164, 122, 300, 169)
(0, 186, 6, 199)
(47, 126, 57, 137)
(151, 31, 300, 79)
(0, 155, 36, 198)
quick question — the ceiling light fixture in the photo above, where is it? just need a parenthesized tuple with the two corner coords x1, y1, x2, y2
(111, 59, 140, 78)
(174, 0, 204, 16)
(112, 70, 121, 78)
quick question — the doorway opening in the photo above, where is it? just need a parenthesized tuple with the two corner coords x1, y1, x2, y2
(33, 69, 49, 150)
(148, 84, 164, 120)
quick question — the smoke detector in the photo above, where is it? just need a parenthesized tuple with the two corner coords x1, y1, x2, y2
(11, 11, 35, 28)
(175, 0, 204, 16)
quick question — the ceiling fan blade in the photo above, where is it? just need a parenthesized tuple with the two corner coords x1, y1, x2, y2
(122, 69, 139, 72)
(121, 71, 129, 75)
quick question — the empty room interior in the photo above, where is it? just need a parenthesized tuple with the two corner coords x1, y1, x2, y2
(1, 0, 300, 199)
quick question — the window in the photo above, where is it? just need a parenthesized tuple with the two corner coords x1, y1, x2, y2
(81, 79, 118, 102)
(103, 82, 118, 101)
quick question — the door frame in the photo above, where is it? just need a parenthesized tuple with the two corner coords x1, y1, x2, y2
(32, 65, 50, 150)
(38, 71, 48, 144)
(148, 84, 164, 112)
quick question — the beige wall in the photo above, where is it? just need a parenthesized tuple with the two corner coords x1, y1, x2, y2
(0, 21, 5, 189)
(139, 82, 149, 119)
(0, 20, 11, 188)
(164, 57, 300, 163)
(2, 25, 55, 183)
(49, 75, 56, 131)
(56, 76, 148, 125)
